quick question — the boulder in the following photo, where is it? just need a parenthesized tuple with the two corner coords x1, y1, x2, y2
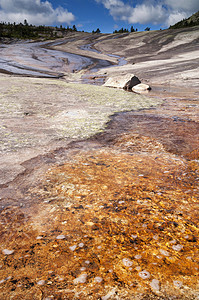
(123, 76, 141, 91)
(132, 83, 151, 93)
(103, 74, 141, 89)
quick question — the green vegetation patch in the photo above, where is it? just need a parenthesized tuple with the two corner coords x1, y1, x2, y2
(0, 77, 162, 152)
(48, 81, 163, 139)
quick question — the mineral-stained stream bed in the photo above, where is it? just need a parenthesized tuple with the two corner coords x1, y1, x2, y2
(0, 95, 198, 299)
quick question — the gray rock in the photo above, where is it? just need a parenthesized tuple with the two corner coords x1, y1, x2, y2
(132, 83, 151, 93)
(103, 74, 141, 89)
(123, 76, 141, 90)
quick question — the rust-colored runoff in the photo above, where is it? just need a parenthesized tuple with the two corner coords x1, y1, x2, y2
(0, 132, 198, 299)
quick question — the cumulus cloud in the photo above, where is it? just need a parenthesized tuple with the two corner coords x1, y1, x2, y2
(165, 0, 199, 11)
(166, 11, 189, 27)
(128, 4, 167, 25)
(0, 0, 75, 25)
(96, 0, 199, 26)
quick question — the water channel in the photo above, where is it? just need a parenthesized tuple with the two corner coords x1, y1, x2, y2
(0, 39, 126, 78)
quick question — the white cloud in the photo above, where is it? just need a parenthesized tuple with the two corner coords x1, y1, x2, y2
(95, 0, 199, 26)
(95, 0, 128, 19)
(166, 11, 189, 27)
(165, 0, 199, 11)
(0, 0, 75, 25)
(128, 4, 167, 25)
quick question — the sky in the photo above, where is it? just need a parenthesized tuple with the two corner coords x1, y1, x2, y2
(0, 0, 199, 33)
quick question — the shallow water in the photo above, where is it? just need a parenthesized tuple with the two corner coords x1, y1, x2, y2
(0, 37, 127, 78)
(0, 41, 93, 77)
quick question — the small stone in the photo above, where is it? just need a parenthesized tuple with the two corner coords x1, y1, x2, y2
(159, 249, 170, 256)
(56, 235, 66, 240)
(37, 280, 45, 286)
(85, 260, 90, 264)
(78, 243, 84, 248)
(0, 279, 5, 284)
(131, 234, 138, 239)
(172, 244, 183, 251)
(169, 239, 176, 244)
(173, 280, 182, 288)
(132, 83, 151, 93)
(150, 279, 160, 291)
(134, 254, 142, 259)
(186, 256, 192, 260)
(69, 245, 77, 251)
(6, 276, 11, 280)
(102, 288, 116, 300)
(139, 270, 150, 279)
(73, 273, 87, 284)
(94, 276, 103, 283)
(123, 258, 133, 267)
(58, 277, 64, 281)
(2, 249, 14, 255)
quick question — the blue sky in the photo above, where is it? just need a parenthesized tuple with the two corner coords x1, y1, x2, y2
(0, 0, 199, 33)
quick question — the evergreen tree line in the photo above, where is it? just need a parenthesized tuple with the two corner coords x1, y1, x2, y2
(0, 20, 154, 40)
(0, 20, 79, 40)
(92, 28, 101, 34)
(113, 26, 150, 33)
(169, 10, 199, 29)
(113, 26, 137, 33)
(169, 18, 199, 29)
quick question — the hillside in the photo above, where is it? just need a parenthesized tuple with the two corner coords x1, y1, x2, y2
(170, 10, 199, 29)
